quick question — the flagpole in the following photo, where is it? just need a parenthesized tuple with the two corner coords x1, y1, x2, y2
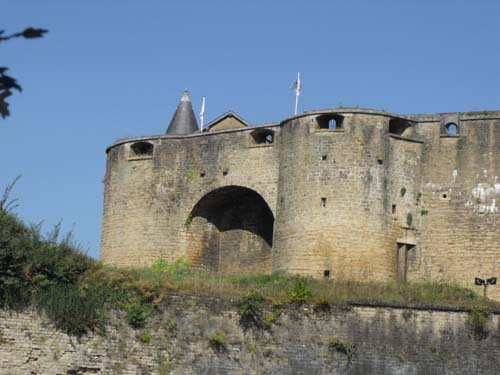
(294, 89, 299, 116)
(200, 96, 206, 132)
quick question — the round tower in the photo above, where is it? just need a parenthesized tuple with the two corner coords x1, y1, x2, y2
(273, 109, 408, 281)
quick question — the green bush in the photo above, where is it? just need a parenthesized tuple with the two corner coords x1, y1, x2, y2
(290, 277, 312, 303)
(239, 291, 264, 330)
(37, 284, 107, 336)
(137, 330, 152, 343)
(125, 300, 155, 328)
(467, 308, 489, 338)
(149, 258, 192, 279)
(208, 332, 227, 352)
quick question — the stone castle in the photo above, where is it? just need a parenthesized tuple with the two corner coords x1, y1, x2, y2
(100, 90, 500, 300)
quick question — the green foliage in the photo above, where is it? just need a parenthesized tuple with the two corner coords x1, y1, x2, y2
(420, 209, 429, 216)
(37, 284, 107, 336)
(137, 330, 152, 343)
(327, 336, 353, 361)
(125, 300, 155, 328)
(150, 258, 192, 279)
(239, 291, 264, 330)
(1, 28, 48, 119)
(467, 308, 489, 338)
(158, 356, 173, 375)
(263, 309, 281, 328)
(166, 318, 177, 331)
(406, 212, 413, 228)
(290, 277, 312, 303)
(186, 168, 198, 181)
(208, 332, 227, 352)
(0, 180, 101, 335)
(416, 192, 422, 205)
(1, 180, 499, 337)
(400, 187, 407, 197)
(184, 213, 193, 227)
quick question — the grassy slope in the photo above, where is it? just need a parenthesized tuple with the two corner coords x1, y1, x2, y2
(1, 186, 498, 335)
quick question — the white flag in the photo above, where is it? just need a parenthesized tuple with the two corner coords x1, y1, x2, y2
(200, 96, 206, 130)
(291, 72, 301, 96)
(200, 96, 206, 118)
(292, 72, 301, 115)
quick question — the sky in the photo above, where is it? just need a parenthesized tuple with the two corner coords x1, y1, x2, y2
(2, 1, 500, 259)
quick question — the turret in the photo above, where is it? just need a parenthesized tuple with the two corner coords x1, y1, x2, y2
(166, 89, 199, 135)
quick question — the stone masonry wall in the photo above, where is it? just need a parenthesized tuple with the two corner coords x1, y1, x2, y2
(100, 109, 500, 301)
(101, 127, 281, 270)
(409, 114, 500, 300)
(1, 298, 500, 374)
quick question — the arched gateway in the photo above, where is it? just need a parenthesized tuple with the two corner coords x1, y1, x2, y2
(185, 186, 274, 275)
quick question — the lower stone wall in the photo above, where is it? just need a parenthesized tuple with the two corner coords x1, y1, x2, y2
(1, 298, 500, 374)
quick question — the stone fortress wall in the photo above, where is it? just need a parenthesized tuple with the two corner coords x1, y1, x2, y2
(100, 91, 500, 300)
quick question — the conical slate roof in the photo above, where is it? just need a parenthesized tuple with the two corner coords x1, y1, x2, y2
(166, 89, 199, 135)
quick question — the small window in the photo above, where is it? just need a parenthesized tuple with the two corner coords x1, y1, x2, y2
(321, 197, 327, 208)
(200, 172, 206, 177)
(445, 123, 458, 135)
(392, 204, 396, 215)
(317, 114, 344, 130)
(323, 270, 330, 279)
(377, 159, 383, 165)
(250, 129, 274, 145)
(130, 141, 153, 157)
(222, 170, 228, 176)
(321, 155, 327, 161)
(389, 119, 411, 136)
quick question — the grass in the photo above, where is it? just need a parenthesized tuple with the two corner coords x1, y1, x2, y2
(208, 332, 227, 352)
(1, 180, 500, 336)
(109, 264, 498, 312)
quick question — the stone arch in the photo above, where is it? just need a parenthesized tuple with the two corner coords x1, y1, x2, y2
(185, 185, 274, 275)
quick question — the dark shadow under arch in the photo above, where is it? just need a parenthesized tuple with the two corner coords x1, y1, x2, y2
(186, 186, 274, 274)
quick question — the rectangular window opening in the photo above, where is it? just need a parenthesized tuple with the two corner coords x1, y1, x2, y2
(321, 155, 327, 161)
(222, 170, 228, 176)
(323, 270, 330, 279)
(321, 197, 327, 208)
(392, 204, 396, 215)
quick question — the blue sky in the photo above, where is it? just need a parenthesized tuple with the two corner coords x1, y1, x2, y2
(2, 1, 500, 258)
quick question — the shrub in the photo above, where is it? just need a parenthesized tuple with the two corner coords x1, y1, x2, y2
(37, 284, 107, 336)
(208, 332, 226, 352)
(239, 291, 264, 330)
(149, 258, 192, 279)
(327, 336, 353, 362)
(467, 308, 489, 338)
(263, 309, 281, 328)
(125, 300, 155, 328)
(137, 330, 152, 343)
(290, 277, 312, 303)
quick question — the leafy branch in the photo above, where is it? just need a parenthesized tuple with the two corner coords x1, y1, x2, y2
(0, 27, 48, 119)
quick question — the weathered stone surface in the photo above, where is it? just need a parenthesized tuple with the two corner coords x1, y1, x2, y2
(100, 108, 500, 300)
(1, 298, 500, 374)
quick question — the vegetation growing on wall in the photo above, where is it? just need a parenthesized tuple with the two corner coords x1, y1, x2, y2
(1, 183, 500, 337)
